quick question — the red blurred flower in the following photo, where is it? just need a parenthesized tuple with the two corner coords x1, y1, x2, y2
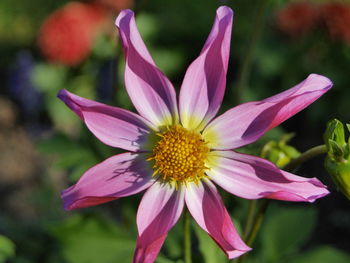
(38, 2, 107, 66)
(276, 1, 319, 37)
(93, 0, 133, 12)
(321, 2, 350, 44)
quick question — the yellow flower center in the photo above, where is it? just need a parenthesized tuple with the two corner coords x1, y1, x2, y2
(149, 125, 209, 186)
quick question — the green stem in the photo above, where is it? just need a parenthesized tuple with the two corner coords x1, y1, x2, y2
(234, 0, 270, 104)
(184, 209, 192, 263)
(232, 200, 257, 263)
(244, 200, 270, 247)
(242, 200, 257, 240)
(236, 200, 270, 263)
(283, 145, 327, 172)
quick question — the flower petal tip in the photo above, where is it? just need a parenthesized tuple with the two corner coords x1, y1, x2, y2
(62, 197, 117, 211)
(57, 89, 69, 101)
(115, 9, 133, 27)
(262, 188, 330, 203)
(307, 73, 333, 90)
(57, 89, 84, 119)
(307, 188, 330, 202)
(227, 246, 252, 260)
(57, 89, 71, 105)
(217, 6, 234, 18)
(61, 187, 77, 211)
(261, 179, 330, 203)
(62, 186, 118, 211)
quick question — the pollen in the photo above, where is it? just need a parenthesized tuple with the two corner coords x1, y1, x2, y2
(149, 125, 209, 186)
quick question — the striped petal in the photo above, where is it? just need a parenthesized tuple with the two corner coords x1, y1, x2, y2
(179, 6, 233, 131)
(207, 151, 329, 202)
(116, 10, 178, 128)
(185, 179, 251, 259)
(203, 74, 332, 149)
(58, 89, 153, 152)
(134, 182, 184, 263)
(62, 152, 154, 210)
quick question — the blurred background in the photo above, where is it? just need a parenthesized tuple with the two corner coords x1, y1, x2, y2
(0, 0, 350, 262)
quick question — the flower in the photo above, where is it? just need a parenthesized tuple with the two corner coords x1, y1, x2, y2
(276, 1, 319, 37)
(321, 2, 350, 45)
(38, 2, 107, 66)
(58, 6, 332, 262)
(8, 51, 42, 117)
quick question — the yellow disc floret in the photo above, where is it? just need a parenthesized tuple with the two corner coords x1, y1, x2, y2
(149, 125, 209, 186)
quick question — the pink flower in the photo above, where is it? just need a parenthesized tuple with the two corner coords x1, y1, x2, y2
(58, 6, 332, 263)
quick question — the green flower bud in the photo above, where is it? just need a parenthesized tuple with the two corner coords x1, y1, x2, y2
(261, 134, 300, 168)
(324, 119, 350, 200)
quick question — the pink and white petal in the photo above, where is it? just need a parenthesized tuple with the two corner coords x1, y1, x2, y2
(134, 182, 184, 263)
(62, 152, 155, 210)
(179, 6, 233, 131)
(58, 89, 154, 152)
(116, 10, 178, 128)
(203, 74, 332, 149)
(185, 179, 251, 259)
(207, 151, 329, 202)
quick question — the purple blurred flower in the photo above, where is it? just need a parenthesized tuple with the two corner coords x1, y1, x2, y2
(96, 59, 116, 102)
(7, 51, 42, 117)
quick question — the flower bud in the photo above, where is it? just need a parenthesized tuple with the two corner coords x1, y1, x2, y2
(324, 119, 350, 199)
(261, 134, 300, 168)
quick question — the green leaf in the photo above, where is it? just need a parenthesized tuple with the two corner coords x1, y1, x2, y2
(0, 235, 15, 263)
(51, 214, 135, 263)
(287, 246, 350, 263)
(31, 63, 67, 93)
(36, 133, 98, 174)
(193, 221, 228, 263)
(324, 119, 345, 148)
(260, 205, 317, 263)
(328, 139, 344, 160)
(155, 256, 178, 263)
(345, 124, 350, 155)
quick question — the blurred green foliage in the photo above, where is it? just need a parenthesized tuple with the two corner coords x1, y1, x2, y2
(0, 0, 66, 45)
(50, 214, 135, 263)
(246, 204, 350, 263)
(0, 235, 15, 263)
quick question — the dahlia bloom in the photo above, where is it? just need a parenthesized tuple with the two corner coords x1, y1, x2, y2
(321, 2, 350, 45)
(58, 6, 332, 262)
(276, 1, 319, 37)
(38, 2, 107, 66)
